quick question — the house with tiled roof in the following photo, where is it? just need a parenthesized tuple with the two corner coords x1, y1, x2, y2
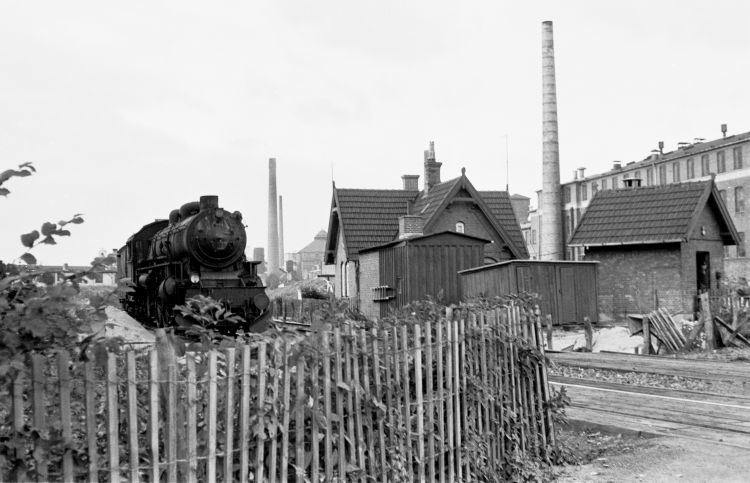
(570, 178, 739, 320)
(324, 142, 527, 312)
(292, 230, 328, 280)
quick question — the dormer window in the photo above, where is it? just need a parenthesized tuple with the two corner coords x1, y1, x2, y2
(455, 221, 465, 233)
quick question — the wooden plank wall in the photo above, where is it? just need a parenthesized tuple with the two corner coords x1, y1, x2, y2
(0, 304, 554, 482)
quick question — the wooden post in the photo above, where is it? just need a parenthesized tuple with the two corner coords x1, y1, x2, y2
(642, 316, 651, 355)
(701, 292, 715, 350)
(731, 293, 740, 330)
(583, 316, 593, 352)
(546, 314, 553, 351)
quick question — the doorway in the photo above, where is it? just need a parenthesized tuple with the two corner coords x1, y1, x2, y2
(696, 251, 711, 292)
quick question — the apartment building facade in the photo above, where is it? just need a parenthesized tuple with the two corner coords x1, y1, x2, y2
(525, 126, 750, 279)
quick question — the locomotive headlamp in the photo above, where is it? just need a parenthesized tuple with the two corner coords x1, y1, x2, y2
(190, 272, 200, 284)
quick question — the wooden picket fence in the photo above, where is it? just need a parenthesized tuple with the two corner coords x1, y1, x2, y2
(0, 302, 555, 482)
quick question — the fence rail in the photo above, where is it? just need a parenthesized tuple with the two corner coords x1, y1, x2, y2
(0, 302, 554, 482)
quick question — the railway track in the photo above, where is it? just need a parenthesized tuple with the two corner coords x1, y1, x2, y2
(548, 351, 750, 449)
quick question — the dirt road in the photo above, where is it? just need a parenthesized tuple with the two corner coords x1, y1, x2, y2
(556, 435, 750, 482)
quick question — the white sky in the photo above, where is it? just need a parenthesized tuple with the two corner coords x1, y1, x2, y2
(2, 1, 749, 265)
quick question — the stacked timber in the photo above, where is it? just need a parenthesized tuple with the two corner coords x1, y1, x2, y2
(646, 308, 686, 353)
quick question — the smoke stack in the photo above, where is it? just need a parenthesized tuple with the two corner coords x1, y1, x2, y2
(541, 21, 563, 260)
(423, 141, 442, 193)
(267, 158, 279, 273)
(278, 195, 285, 268)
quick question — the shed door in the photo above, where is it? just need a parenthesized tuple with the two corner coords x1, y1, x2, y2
(558, 266, 578, 323)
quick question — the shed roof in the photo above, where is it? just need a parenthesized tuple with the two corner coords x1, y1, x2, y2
(569, 180, 740, 246)
(359, 230, 490, 254)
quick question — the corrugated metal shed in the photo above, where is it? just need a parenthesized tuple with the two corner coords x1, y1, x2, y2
(459, 260, 599, 325)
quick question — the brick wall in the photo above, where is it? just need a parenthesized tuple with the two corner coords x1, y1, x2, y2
(358, 252, 380, 319)
(430, 202, 514, 262)
(398, 215, 424, 239)
(585, 244, 684, 322)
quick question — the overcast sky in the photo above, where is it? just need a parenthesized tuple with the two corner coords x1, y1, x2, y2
(2, 1, 749, 265)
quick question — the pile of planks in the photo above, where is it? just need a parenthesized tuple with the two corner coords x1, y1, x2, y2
(645, 308, 687, 352)
(714, 316, 750, 348)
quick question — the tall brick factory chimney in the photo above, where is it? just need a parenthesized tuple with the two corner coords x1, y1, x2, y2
(267, 158, 279, 273)
(541, 21, 563, 260)
(278, 194, 285, 269)
(423, 141, 442, 194)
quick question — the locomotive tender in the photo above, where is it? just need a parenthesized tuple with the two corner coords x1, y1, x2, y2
(116, 195, 270, 332)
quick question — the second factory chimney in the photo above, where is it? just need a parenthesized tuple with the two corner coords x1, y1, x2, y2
(267, 158, 280, 274)
(278, 195, 285, 269)
(541, 20, 563, 260)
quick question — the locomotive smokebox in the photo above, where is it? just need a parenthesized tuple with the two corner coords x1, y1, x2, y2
(200, 195, 219, 211)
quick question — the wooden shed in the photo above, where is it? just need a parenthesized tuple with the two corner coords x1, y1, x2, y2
(358, 231, 488, 319)
(459, 260, 599, 325)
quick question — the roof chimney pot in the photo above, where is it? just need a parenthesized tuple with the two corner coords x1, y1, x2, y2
(722, 123, 728, 137)
(401, 174, 420, 191)
(423, 141, 442, 194)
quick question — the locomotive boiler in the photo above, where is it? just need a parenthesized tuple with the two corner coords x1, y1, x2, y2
(116, 195, 270, 333)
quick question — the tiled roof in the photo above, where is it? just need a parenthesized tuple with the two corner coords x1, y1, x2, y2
(330, 176, 528, 260)
(480, 191, 528, 257)
(335, 189, 418, 260)
(570, 181, 714, 246)
(412, 178, 461, 222)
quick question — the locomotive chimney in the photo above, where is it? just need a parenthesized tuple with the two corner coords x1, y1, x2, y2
(267, 158, 280, 274)
(200, 195, 219, 211)
(541, 20, 563, 260)
(278, 195, 285, 269)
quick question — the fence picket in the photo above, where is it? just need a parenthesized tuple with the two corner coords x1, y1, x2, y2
(166, 352, 177, 483)
(269, 346, 279, 483)
(310, 352, 321, 481)
(126, 351, 139, 483)
(148, 351, 159, 483)
(370, 328, 387, 483)
(323, 332, 333, 483)
(424, 321, 436, 483)
(414, 323, 425, 483)
(350, 327, 366, 479)
(436, 319, 447, 483)
(359, 328, 375, 479)
(186, 355, 198, 483)
(83, 361, 98, 483)
(207, 350, 217, 483)
(255, 343, 267, 483)
(333, 327, 346, 479)
(343, 325, 357, 478)
(58, 352, 73, 482)
(106, 353, 119, 483)
(444, 313, 455, 482)
(31, 354, 48, 483)
(281, 342, 291, 483)
(11, 371, 26, 482)
(239, 345, 251, 483)
(453, 317, 463, 481)
(400, 324, 413, 483)
(296, 355, 307, 482)
(224, 348, 236, 482)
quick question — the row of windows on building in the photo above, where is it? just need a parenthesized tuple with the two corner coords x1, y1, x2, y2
(565, 146, 745, 204)
(719, 187, 746, 214)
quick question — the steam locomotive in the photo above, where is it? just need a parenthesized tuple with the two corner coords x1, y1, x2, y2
(116, 195, 270, 333)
